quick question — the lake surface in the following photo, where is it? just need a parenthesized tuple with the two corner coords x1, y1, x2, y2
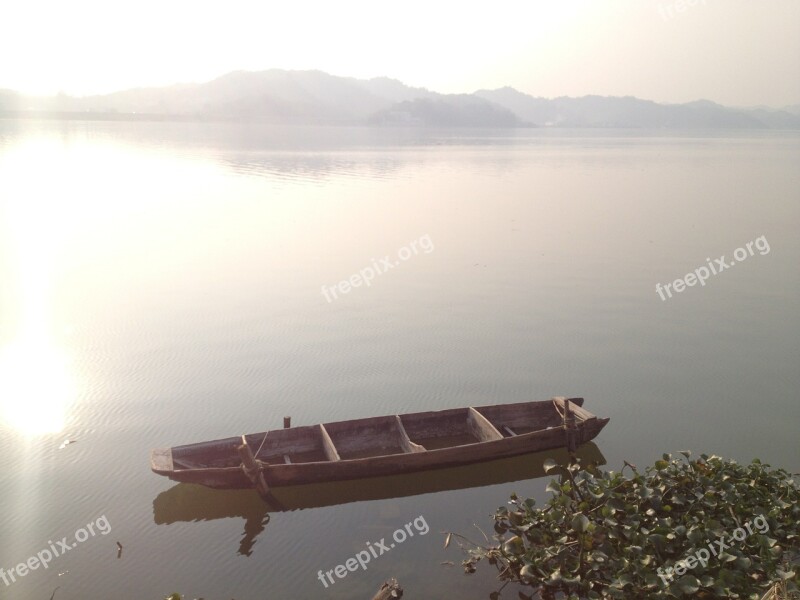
(0, 121, 797, 599)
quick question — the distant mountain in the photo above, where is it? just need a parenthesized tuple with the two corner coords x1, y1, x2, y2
(356, 76, 438, 103)
(473, 87, 793, 129)
(369, 95, 523, 127)
(78, 70, 391, 122)
(1, 71, 798, 129)
(783, 104, 800, 116)
(742, 107, 800, 129)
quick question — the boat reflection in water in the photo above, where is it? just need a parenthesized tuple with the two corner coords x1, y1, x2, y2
(152, 442, 605, 555)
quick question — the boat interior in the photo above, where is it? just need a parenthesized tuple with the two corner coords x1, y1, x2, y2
(170, 398, 586, 469)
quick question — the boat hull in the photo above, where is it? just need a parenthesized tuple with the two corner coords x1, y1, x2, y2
(151, 399, 609, 489)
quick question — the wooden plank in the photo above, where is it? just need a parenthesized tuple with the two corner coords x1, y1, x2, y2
(569, 403, 596, 422)
(395, 416, 426, 453)
(150, 448, 174, 472)
(261, 441, 318, 455)
(553, 397, 596, 423)
(319, 424, 341, 462)
(323, 416, 405, 455)
(563, 398, 577, 452)
(245, 426, 324, 456)
(475, 402, 561, 431)
(467, 407, 503, 442)
(397, 408, 471, 440)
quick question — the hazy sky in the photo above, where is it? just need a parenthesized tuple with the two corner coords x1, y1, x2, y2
(2, 0, 799, 107)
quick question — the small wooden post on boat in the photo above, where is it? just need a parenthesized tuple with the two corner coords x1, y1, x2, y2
(563, 397, 577, 453)
(283, 416, 291, 429)
(237, 435, 271, 500)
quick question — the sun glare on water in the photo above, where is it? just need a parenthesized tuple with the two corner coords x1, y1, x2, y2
(0, 140, 81, 437)
(0, 330, 75, 436)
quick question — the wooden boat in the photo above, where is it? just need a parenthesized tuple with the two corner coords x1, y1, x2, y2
(150, 397, 608, 496)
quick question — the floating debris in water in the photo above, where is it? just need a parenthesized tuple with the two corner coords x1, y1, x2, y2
(59, 439, 77, 450)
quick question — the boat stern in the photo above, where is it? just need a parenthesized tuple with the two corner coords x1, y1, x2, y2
(150, 447, 175, 475)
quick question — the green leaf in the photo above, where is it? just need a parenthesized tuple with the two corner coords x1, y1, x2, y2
(502, 536, 525, 556)
(571, 514, 589, 533)
(519, 564, 537, 583)
(647, 534, 666, 551)
(607, 498, 625, 511)
(676, 575, 700, 594)
(543, 458, 558, 474)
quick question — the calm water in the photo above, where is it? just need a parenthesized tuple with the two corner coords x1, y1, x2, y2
(0, 121, 797, 599)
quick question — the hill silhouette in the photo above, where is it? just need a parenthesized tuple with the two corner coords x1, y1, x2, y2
(1, 70, 798, 128)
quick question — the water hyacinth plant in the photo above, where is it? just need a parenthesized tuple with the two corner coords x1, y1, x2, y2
(448, 453, 799, 599)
